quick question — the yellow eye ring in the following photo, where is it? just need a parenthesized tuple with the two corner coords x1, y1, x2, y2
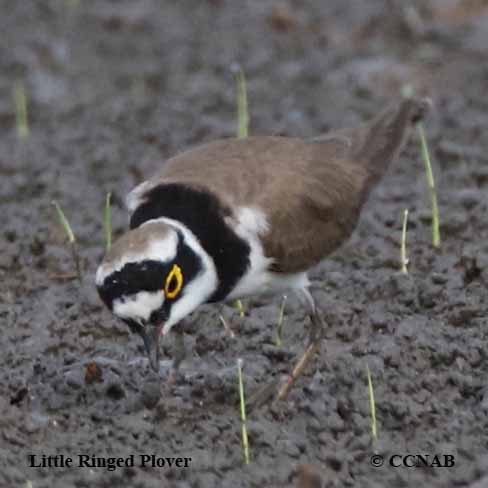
(164, 264, 183, 299)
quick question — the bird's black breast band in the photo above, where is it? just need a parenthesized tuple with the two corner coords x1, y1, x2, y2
(130, 183, 250, 302)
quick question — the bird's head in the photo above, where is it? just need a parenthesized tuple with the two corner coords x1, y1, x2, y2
(95, 220, 217, 371)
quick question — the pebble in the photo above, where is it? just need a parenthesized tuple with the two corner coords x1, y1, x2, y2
(141, 381, 161, 409)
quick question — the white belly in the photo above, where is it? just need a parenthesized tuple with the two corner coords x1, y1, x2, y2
(226, 268, 309, 301)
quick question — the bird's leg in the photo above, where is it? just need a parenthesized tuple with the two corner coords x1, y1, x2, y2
(247, 289, 325, 409)
(276, 288, 325, 401)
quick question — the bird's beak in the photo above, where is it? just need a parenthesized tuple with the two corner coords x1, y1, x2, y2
(140, 323, 164, 372)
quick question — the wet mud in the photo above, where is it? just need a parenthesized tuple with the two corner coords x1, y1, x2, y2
(1, 1, 488, 487)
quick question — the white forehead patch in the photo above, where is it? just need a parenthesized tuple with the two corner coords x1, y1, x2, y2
(95, 227, 178, 286)
(113, 291, 165, 322)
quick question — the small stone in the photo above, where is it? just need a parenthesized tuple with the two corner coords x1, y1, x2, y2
(141, 381, 161, 409)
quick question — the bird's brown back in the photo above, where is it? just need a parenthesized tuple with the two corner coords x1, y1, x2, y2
(140, 97, 429, 273)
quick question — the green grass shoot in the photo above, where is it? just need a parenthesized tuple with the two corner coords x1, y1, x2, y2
(237, 358, 250, 464)
(234, 66, 249, 139)
(234, 299, 245, 318)
(52, 200, 81, 281)
(104, 192, 112, 252)
(275, 294, 287, 346)
(400, 209, 409, 274)
(14, 81, 29, 140)
(366, 364, 378, 446)
(232, 65, 249, 316)
(417, 123, 440, 248)
(52, 200, 76, 244)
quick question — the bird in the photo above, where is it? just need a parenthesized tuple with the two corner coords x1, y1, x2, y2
(96, 95, 430, 400)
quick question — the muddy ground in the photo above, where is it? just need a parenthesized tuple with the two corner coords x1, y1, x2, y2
(2, 1, 488, 487)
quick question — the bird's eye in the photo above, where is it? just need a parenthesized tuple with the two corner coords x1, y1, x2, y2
(164, 264, 183, 299)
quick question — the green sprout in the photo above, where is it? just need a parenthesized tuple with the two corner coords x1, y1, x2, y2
(52, 201, 75, 244)
(14, 81, 29, 140)
(400, 209, 409, 274)
(232, 64, 250, 316)
(52, 200, 82, 282)
(366, 364, 378, 446)
(417, 123, 440, 248)
(104, 192, 112, 252)
(237, 358, 250, 464)
(275, 295, 288, 346)
(234, 66, 249, 138)
(234, 299, 245, 318)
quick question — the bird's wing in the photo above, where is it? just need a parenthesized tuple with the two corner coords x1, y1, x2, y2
(260, 96, 429, 272)
(127, 136, 368, 274)
(257, 136, 370, 273)
(127, 97, 428, 274)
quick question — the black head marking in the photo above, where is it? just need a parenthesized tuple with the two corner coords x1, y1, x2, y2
(97, 260, 166, 311)
(130, 183, 250, 302)
(97, 230, 203, 313)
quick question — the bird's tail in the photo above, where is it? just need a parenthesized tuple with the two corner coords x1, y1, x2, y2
(357, 96, 432, 186)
